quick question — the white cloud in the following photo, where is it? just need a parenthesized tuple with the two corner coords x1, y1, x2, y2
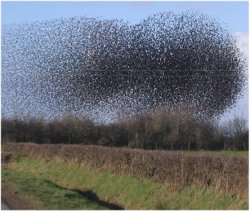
(219, 32, 249, 123)
(234, 32, 249, 63)
(221, 32, 249, 123)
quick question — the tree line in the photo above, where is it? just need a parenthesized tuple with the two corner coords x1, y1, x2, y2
(2, 108, 248, 151)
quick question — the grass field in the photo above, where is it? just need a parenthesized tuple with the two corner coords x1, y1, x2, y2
(2, 169, 119, 209)
(2, 155, 248, 210)
(188, 150, 248, 157)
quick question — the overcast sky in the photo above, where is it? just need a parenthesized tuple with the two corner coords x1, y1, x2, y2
(2, 1, 249, 122)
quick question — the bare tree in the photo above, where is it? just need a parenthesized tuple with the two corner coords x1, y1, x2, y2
(221, 116, 248, 150)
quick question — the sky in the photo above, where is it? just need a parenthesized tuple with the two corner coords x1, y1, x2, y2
(1, 1, 249, 34)
(1, 1, 249, 122)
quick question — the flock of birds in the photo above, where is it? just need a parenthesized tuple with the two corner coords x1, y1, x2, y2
(2, 11, 246, 122)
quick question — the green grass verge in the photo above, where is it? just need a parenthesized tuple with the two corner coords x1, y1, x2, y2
(190, 150, 248, 157)
(2, 156, 248, 210)
(2, 169, 116, 210)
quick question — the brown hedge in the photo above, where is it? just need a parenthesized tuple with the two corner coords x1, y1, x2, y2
(3, 143, 248, 199)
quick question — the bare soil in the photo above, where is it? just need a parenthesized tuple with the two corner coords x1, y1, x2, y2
(1, 185, 31, 210)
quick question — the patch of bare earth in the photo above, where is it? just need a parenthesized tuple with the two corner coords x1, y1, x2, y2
(1, 185, 31, 210)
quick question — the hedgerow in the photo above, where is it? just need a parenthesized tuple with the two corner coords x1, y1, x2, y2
(4, 143, 248, 199)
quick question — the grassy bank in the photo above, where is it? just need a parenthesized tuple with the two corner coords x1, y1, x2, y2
(2, 169, 119, 210)
(2, 156, 248, 210)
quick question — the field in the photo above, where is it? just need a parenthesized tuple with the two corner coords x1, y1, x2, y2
(2, 155, 248, 210)
(187, 150, 248, 157)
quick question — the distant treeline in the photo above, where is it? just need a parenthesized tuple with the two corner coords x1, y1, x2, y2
(2, 108, 248, 151)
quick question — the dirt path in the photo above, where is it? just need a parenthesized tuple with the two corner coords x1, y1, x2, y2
(1, 200, 10, 210)
(1, 185, 31, 210)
